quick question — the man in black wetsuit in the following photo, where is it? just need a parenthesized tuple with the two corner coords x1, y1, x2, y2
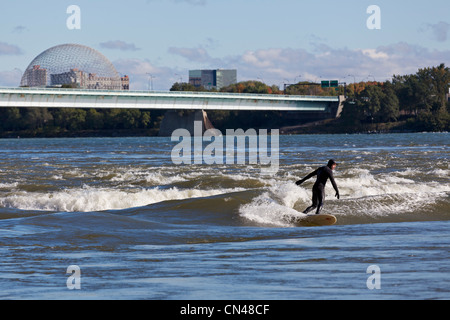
(296, 159, 340, 215)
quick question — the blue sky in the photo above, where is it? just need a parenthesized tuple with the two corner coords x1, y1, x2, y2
(0, 0, 449, 90)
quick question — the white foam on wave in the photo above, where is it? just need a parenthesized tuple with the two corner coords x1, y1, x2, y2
(239, 182, 309, 227)
(0, 186, 244, 212)
(336, 168, 450, 218)
(239, 167, 450, 225)
(339, 168, 450, 199)
(430, 168, 450, 178)
(109, 170, 186, 185)
(335, 191, 447, 218)
(0, 182, 19, 189)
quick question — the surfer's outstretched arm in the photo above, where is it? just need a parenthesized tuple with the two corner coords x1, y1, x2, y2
(328, 170, 340, 199)
(295, 169, 318, 186)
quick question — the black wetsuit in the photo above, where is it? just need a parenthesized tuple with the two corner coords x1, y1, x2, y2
(296, 165, 339, 215)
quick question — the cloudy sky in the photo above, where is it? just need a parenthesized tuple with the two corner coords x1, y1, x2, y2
(0, 0, 449, 90)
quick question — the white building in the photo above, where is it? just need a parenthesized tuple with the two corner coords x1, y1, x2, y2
(51, 69, 129, 90)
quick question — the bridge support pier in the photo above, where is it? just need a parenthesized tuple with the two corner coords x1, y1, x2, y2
(158, 110, 215, 137)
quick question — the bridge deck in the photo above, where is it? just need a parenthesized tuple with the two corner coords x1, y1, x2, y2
(0, 87, 339, 112)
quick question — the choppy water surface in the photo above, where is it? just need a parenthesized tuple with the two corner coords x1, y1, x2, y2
(0, 133, 448, 300)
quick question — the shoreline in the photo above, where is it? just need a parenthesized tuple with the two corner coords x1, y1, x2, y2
(1, 126, 446, 139)
(3, 116, 447, 139)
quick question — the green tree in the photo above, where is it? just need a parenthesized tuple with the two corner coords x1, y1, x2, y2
(85, 109, 105, 130)
(0, 108, 21, 131)
(53, 108, 86, 131)
(139, 111, 151, 128)
(340, 100, 366, 128)
(416, 64, 450, 114)
(23, 108, 53, 130)
(378, 82, 399, 122)
(104, 109, 122, 129)
(361, 85, 383, 122)
(342, 82, 399, 125)
(393, 74, 421, 115)
(120, 109, 142, 129)
(170, 82, 206, 92)
(221, 81, 272, 94)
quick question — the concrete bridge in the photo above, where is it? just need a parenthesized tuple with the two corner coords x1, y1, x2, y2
(0, 87, 344, 135)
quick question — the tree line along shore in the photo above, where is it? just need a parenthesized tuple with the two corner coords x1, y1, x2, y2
(1, 64, 448, 138)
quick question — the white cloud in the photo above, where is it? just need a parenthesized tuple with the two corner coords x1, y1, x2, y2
(168, 47, 211, 63)
(232, 43, 449, 84)
(12, 26, 28, 34)
(241, 49, 286, 68)
(423, 21, 450, 42)
(100, 41, 141, 51)
(113, 58, 180, 90)
(0, 42, 23, 55)
(110, 41, 450, 91)
(361, 49, 389, 60)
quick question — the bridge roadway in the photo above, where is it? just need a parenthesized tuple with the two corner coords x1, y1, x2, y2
(0, 87, 340, 112)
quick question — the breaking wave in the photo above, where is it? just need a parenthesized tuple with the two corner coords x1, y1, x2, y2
(239, 168, 450, 226)
(0, 186, 245, 213)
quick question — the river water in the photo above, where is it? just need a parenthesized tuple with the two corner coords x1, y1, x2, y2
(0, 133, 448, 300)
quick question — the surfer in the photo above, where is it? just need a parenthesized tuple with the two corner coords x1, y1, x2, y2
(296, 159, 340, 215)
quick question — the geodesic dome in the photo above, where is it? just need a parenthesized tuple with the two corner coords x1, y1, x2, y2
(20, 43, 120, 87)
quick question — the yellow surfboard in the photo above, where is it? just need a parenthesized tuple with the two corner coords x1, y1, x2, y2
(294, 214, 337, 227)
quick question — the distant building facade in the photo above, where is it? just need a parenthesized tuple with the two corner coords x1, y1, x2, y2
(50, 68, 83, 88)
(121, 75, 130, 90)
(50, 68, 129, 90)
(189, 69, 237, 90)
(23, 65, 47, 87)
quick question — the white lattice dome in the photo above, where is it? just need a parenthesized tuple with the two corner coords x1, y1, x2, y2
(20, 44, 119, 87)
